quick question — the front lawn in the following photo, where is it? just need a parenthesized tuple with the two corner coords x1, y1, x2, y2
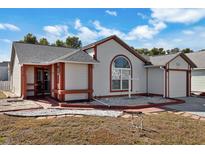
(0, 91, 6, 99)
(0, 112, 205, 144)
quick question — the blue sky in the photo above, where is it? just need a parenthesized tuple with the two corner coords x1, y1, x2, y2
(1, 8, 205, 62)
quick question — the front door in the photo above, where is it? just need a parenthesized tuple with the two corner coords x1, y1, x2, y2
(36, 68, 51, 96)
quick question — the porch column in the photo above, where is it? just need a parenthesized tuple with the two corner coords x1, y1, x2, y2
(21, 65, 27, 99)
(88, 64, 93, 100)
(53, 64, 58, 98)
(59, 62, 65, 101)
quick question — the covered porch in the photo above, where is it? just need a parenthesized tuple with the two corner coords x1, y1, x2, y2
(21, 62, 94, 102)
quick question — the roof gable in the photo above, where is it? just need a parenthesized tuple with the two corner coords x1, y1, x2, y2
(12, 42, 97, 65)
(148, 52, 197, 68)
(83, 35, 149, 64)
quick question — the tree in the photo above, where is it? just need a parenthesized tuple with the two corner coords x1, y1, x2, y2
(135, 48, 149, 55)
(65, 36, 82, 48)
(170, 48, 180, 54)
(149, 48, 165, 56)
(23, 33, 38, 44)
(55, 40, 65, 47)
(181, 48, 193, 53)
(39, 38, 49, 45)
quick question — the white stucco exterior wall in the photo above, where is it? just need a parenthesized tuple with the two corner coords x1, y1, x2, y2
(92, 39, 146, 97)
(11, 54, 21, 97)
(64, 63, 88, 101)
(147, 68, 164, 95)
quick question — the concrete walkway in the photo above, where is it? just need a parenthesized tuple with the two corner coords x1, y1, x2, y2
(0, 98, 43, 112)
(165, 96, 205, 117)
(4, 108, 123, 117)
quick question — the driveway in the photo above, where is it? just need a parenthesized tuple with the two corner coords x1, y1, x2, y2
(165, 96, 205, 117)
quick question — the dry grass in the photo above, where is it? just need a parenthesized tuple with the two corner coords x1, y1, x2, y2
(0, 112, 205, 145)
(0, 91, 6, 99)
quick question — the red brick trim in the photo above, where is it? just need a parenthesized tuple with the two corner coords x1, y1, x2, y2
(60, 97, 184, 110)
(54, 89, 93, 94)
(21, 65, 27, 98)
(110, 54, 133, 92)
(34, 66, 37, 96)
(53, 63, 58, 98)
(49, 65, 52, 97)
(59, 62, 65, 101)
(88, 64, 93, 100)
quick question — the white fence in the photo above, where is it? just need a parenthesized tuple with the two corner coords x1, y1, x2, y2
(0, 81, 10, 91)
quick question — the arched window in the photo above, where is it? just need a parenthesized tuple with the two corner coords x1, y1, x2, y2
(111, 55, 132, 91)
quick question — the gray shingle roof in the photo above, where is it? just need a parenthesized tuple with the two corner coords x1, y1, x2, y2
(13, 42, 97, 64)
(0, 61, 9, 67)
(55, 50, 99, 63)
(186, 51, 205, 68)
(148, 53, 180, 66)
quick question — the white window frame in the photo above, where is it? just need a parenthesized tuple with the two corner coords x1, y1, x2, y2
(111, 56, 131, 91)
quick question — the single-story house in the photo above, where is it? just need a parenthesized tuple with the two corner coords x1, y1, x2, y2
(0, 61, 10, 81)
(186, 51, 205, 92)
(9, 35, 197, 101)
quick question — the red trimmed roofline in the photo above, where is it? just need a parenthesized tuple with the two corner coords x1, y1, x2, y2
(83, 35, 150, 64)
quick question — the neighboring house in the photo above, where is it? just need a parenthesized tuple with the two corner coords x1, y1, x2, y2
(0, 61, 10, 81)
(9, 35, 196, 101)
(187, 51, 205, 92)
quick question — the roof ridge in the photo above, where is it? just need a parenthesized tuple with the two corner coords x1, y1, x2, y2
(149, 52, 181, 58)
(49, 48, 81, 63)
(13, 41, 77, 50)
(186, 50, 205, 55)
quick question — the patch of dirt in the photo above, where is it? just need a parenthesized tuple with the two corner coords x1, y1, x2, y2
(0, 113, 205, 144)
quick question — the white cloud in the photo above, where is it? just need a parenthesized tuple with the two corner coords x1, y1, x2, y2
(182, 30, 195, 35)
(0, 23, 20, 31)
(43, 25, 68, 36)
(105, 10, 117, 16)
(151, 9, 205, 24)
(137, 12, 147, 19)
(0, 39, 11, 43)
(136, 26, 205, 51)
(126, 20, 166, 40)
(93, 20, 125, 38)
(74, 19, 99, 44)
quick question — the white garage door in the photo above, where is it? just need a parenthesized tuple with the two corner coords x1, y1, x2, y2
(169, 71, 187, 98)
(192, 70, 205, 92)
